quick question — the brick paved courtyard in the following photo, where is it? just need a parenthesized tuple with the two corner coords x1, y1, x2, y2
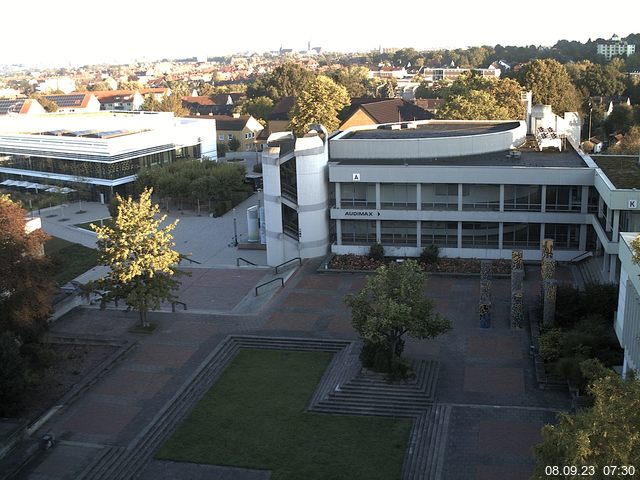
(11, 261, 572, 480)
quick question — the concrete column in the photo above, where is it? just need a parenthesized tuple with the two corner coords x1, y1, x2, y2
(579, 224, 587, 251)
(543, 279, 557, 327)
(457, 221, 463, 249)
(581, 185, 589, 214)
(376, 220, 381, 243)
(598, 196, 604, 217)
(416, 184, 421, 211)
(540, 185, 547, 213)
(375, 183, 381, 210)
(498, 222, 504, 251)
(606, 206, 612, 232)
(416, 221, 422, 248)
(336, 219, 342, 245)
(539, 223, 546, 251)
(457, 184, 463, 211)
(613, 210, 620, 240)
(603, 252, 609, 274)
(499, 184, 505, 212)
(335, 183, 341, 209)
(610, 254, 618, 283)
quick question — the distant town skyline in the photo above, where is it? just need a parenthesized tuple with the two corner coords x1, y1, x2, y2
(5, 0, 639, 68)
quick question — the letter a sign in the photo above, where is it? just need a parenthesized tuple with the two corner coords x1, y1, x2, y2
(352, 173, 361, 182)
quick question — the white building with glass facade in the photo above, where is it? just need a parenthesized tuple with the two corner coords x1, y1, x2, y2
(0, 111, 217, 202)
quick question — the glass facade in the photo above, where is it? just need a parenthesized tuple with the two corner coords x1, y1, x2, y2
(380, 221, 416, 245)
(0, 151, 175, 180)
(544, 223, 580, 249)
(421, 221, 458, 247)
(341, 183, 376, 209)
(461, 222, 500, 248)
(545, 185, 581, 212)
(503, 223, 541, 248)
(341, 220, 377, 245)
(380, 184, 416, 210)
(504, 185, 542, 211)
(422, 183, 457, 210)
(461, 185, 500, 211)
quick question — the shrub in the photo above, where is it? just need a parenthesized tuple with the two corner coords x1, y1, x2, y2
(369, 243, 384, 261)
(359, 340, 411, 380)
(538, 328, 563, 363)
(420, 245, 439, 265)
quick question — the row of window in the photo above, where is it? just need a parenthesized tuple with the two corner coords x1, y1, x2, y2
(338, 183, 597, 213)
(217, 132, 256, 141)
(339, 220, 583, 250)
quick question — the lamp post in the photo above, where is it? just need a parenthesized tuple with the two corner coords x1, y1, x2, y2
(588, 107, 593, 141)
(233, 208, 238, 246)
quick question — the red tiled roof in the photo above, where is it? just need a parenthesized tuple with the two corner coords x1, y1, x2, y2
(89, 90, 138, 104)
(183, 96, 216, 106)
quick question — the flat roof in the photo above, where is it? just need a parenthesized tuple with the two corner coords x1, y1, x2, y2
(342, 121, 520, 140)
(332, 148, 588, 168)
(592, 155, 640, 189)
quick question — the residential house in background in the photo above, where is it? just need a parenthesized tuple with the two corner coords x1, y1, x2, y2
(339, 98, 434, 130)
(37, 77, 76, 94)
(182, 93, 244, 116)
(0, 98, 46, 115)
(92, 90, 144, 111)
(589, 95, 632, 118)
(198, 115, 264, 151)
(597, 34, 636, 61)
(139, 87, 171, 102)
(43, 93, 101, 113)
(267, 96, 295, 134)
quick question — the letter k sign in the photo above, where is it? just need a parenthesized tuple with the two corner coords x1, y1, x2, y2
(630, 200, 637, 209)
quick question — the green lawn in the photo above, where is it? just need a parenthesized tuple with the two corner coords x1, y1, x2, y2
(74, 218, 114, 231)
(157, 349, 412, 480)
(45, 237, 98, 285)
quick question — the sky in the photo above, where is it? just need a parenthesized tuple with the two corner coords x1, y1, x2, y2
(4, 0, 639, 67)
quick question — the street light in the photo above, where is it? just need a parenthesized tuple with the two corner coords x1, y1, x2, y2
(233, 208, 238, 246)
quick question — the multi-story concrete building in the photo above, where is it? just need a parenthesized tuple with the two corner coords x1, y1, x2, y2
(597, 34, 636, 60)
(0, 111, 217, 202)
(261, 107, 640, 283)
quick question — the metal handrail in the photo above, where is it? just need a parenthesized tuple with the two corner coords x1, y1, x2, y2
(171, 301, 187, 312)
(237, 257, 257, 266)
(569, 251, 593, 263)
(255, 277, 284, 296)
(275, 257, 301, 274)
(180, 255, 202, 264)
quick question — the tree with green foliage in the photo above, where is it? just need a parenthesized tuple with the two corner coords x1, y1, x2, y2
(518, 59, 580, 113)
(581, 61, 626, 97)
(532, 370, 640, 479)
(246, 63, 315, 103)
(228, 137, 241, 152)
(0, 195, 54, 342)
(609, 126, 640, 155)
(289, 75, 350, 136)
(604, 104, 636, 135)
(436, 73, 524, 120)
(345, 259, 451, 375)
(330, 65, 371, 98)
(28, 93, 59, 112)
(415, 80, 451, 99)
(141, 94, 188, 117)
(0, 332, 28, 417)
(380, 80, 396, 99)
(240, 96, 273, 123)
(88, 189, 186, 328)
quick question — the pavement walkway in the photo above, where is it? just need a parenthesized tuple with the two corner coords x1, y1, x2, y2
(9, 261, 572, 480)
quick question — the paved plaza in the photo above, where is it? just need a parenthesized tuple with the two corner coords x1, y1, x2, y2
(4, 257, 573, 480)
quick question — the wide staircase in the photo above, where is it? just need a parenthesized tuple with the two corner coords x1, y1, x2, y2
(576, 256, 607, 287)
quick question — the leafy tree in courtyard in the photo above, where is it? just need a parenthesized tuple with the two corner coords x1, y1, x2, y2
(329, 65, 370, 98)
(532, 368, 640, 479)
(345, 259, 451, 376)
(438, 90, 510, 120)
(518, 59, 580, 114)
(289, 75, 350, 136)
(88, 189, 186, 328)
(0, 195, 54, 341)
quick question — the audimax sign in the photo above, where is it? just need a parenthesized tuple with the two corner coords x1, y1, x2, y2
(343, 211, 381, 217)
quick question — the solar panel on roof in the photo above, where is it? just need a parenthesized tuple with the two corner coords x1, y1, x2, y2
(44, 94, 86, 108)
(0, 99, 25, 114)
